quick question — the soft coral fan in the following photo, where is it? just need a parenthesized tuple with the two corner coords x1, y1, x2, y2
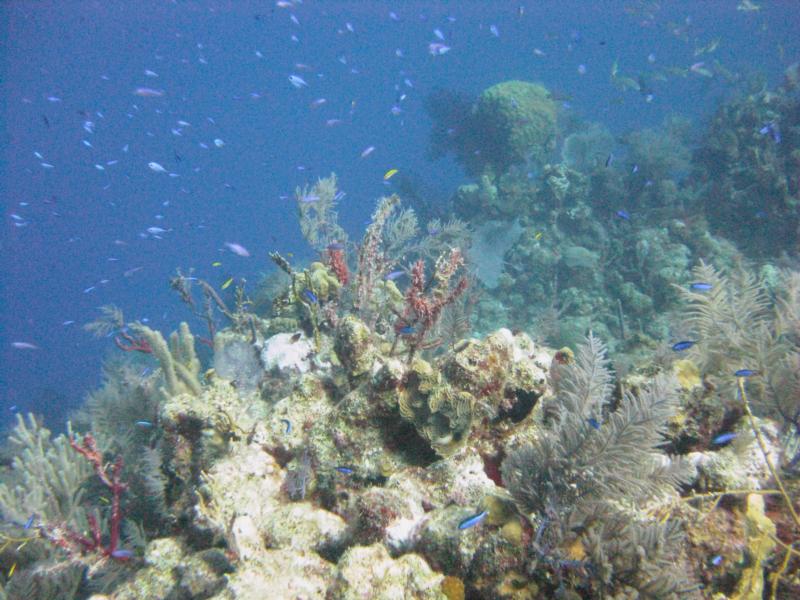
(502, 334, 696, 597)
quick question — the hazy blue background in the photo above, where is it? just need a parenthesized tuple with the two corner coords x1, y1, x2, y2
(1, 0, 797, 429)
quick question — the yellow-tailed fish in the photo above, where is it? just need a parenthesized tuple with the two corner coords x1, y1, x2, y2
(212, 261, 222, 267)
(383, 168, 398, 180)
(534, 231, 543, 241)
(221, 277, 234, 290)
(8, 563, 16, 577)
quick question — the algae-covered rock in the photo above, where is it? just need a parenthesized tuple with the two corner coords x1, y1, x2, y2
(224, 549, 333, 599)
(441, 329, 549, 422)
(113, 538, 230, 600)
(199, 444, 285, 559)
(688, 417, 781, 490)
(261, 502, 348, 555)
(391, 329, 549, 457)
(334, 315, 376, 379)
(385, 453, 501, 574)
(111, 538, 186, 600)
(329, 543, 446, 600)
(454, 175, 504, 216)
(416, 505, 485, 576)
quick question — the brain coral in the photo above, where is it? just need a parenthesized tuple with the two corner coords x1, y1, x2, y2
(469, 80, 557, 177)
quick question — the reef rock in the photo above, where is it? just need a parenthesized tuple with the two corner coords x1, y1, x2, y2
(328, 543, 446, 600)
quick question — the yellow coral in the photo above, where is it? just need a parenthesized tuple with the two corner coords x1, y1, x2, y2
(441, 576, 465, 600)
(673, 358, 701, 390)
(306, 261, 341, 301)
(564, 537, 586, 561)
(732, 494, 776, 600)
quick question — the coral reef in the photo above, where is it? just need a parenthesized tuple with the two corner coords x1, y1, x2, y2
(5, 72, 800, 597)
(692, 83, 800, 256)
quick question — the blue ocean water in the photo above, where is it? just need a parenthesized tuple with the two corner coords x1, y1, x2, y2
(0, 0, 797, 429)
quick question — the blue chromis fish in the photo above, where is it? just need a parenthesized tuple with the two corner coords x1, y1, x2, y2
(23, 514, 35, 529)
(587, 417, 600, 430)
(711, 554, 723, 566)
(280, 418, 292, 434)
(615, 209, 630, 220)
(689, 282, 713, 291)
(398, 325, 415, 335)
(335, 466, 354, 475)
(458, 510, 488, 530)
(712, 432, 737, 445)
(302, 289, 318, 304)
(734, 369, 759, 377)
(671, 340, 697, 351)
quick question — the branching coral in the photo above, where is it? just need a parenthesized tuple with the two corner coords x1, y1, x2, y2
(393, 249, 468, 360)
(129, 322, 202, 398)
(62, 434, 128, 559)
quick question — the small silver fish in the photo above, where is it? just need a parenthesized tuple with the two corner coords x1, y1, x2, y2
(225, 242, 251, 257)
(288, 74, 308, 88)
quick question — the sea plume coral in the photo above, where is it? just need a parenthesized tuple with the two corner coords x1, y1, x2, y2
(501, 334, 695, 597)
(675, 260, 770, 375)
(295, 173, 348, 252)
(0, 414, 92, 527)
